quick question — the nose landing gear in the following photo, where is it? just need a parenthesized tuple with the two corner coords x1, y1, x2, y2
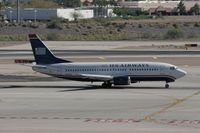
(165, 83, 169, 88)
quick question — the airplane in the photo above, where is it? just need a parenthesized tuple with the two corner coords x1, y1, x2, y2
(28, 34, 186, 88)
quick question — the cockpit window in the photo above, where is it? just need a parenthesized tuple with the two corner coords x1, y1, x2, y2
(170, 66, 176, 70)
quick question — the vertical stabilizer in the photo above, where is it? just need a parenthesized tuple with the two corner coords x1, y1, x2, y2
(29, 34, 71, 64)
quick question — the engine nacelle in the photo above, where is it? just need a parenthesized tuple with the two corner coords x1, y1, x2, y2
(113, 76, 131, 85)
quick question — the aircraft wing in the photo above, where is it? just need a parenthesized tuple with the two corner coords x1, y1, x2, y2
(80, 74, 113, 81)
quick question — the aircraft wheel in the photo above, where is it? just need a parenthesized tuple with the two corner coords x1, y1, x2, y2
(102, 83, 106, 87)
(107, 83, 112, 88)
(102, 82, 112, 88)
(165, 83, 169, 88)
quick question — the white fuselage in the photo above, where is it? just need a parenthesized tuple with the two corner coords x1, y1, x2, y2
(32, 62, 186, 83)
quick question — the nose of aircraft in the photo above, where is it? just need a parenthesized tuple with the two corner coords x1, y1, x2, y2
(176, 69, 187, 79)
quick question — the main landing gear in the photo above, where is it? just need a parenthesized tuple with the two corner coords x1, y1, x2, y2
(102, 82, 112, 88)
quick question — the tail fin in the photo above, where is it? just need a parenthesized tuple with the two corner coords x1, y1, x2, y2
(29, 34, 71, 64)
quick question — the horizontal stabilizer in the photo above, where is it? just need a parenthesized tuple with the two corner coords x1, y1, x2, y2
(15, 59, 35, 64)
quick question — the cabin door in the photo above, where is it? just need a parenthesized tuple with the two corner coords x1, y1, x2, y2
(160, 66, 166, 75)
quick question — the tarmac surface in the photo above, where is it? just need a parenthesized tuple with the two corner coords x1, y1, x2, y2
(0, 41, 200, 133)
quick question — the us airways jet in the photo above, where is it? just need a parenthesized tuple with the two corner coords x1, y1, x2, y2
(28, 34, 186, 88)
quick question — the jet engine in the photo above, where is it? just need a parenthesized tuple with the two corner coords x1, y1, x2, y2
(113, 76, 131, 85)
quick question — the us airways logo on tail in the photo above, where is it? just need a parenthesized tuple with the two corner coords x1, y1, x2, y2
(35, 48, 46, 55)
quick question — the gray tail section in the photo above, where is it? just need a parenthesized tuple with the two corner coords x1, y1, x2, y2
(29, 34, 71, 64)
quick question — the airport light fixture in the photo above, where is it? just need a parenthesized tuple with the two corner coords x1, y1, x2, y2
(9, 10, 12, 22)
(34, 9, 37, 23)
(17, 0, 20, 23)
